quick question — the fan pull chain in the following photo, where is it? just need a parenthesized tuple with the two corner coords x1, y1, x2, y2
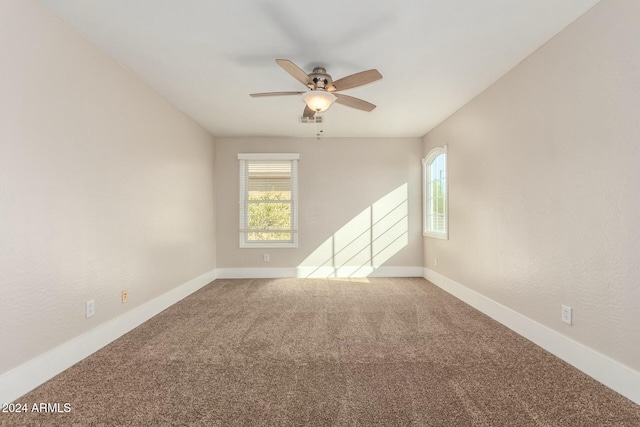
(316, 116, 324, 139)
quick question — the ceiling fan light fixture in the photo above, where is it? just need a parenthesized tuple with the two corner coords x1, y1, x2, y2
(302, 90, 337, 112)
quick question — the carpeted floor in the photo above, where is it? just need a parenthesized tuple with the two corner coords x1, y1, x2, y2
(2, 277, 639, 426)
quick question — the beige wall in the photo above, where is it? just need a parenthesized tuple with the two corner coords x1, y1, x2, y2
(0, 1, 216, 374)
(216, 137, 423, 273)
(423, 0, 640, 371)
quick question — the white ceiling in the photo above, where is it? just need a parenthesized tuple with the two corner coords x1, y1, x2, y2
(38, 0, 599, 138)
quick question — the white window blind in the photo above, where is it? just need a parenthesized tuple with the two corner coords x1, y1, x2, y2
(238, 153, 299, 248)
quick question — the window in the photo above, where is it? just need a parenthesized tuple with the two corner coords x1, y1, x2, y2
(422, 146, 448, 239)
(238, 153, 299, 248)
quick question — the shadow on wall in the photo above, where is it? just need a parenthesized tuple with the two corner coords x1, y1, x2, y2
(298, 184, 408, 278)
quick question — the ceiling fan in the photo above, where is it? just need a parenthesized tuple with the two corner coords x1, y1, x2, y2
(250, 59, 382, 118)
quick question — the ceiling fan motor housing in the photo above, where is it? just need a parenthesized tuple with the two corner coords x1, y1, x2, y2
(309, 67, 333, 90)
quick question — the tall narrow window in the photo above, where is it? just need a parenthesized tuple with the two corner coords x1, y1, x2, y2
(422, 146, 448, 239)
(238, 153, 299, 248)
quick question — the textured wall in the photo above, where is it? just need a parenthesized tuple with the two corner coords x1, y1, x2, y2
(423, 0, 640, 371)
(215, 137, 423, 271)
(0, 1, 216, 374)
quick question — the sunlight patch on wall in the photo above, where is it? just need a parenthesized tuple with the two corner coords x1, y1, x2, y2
(298, 184, 408, 278)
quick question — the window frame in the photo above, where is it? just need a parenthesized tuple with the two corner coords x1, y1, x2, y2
(422, 146, 448, 240)
(238, 153, 299, 248)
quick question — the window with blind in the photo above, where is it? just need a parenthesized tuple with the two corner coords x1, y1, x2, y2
(422, 146, 448, 239)
(238, 153, 299, 248)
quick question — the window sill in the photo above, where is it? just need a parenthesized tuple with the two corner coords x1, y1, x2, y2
(239, 242, 298, 249)
(423, 231, 448, 240)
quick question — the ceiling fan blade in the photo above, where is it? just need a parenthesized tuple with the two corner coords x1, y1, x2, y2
(276, 59, 313, 87)
(334, 94, 376, 112)
(329, 69, 382, 92)
(303, 106, 316, 118)
(250, 91, 306, 97)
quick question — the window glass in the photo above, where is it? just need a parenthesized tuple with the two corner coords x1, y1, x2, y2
(423, 147, 448, 239)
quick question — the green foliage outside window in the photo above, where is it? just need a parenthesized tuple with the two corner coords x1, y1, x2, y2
(431, 178, 446, 232)
(248, 191, 292, 241)
(432, 180, 445, 212)
(429, 154, 446, 234)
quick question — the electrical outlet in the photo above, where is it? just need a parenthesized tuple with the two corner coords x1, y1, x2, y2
(122, 290, 128, 303)
(86, 300, 95, 318)
(561, 305, 572, 325)
(434, 257, 438, 267)
(263, 254, 270, 262)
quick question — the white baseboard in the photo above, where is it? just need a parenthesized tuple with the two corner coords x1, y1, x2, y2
(216, 266, 424, 279)
(423, 268, 640, 406)
(216, 267, 296, 279)
(0, 269, 217, 405)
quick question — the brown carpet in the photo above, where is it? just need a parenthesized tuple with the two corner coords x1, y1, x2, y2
(2, 277, 639, 426)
